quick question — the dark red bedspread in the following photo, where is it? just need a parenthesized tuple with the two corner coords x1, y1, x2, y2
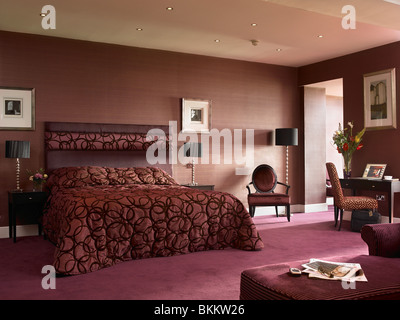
(42, 167, 263, 275)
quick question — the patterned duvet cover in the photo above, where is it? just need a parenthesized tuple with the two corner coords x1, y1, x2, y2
(42, 166, 263, 275)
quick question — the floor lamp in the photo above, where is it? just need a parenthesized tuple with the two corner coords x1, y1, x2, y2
(184, 142, 202, 186)
(275, 128, 298, 185)
(6, 140, 31, 191)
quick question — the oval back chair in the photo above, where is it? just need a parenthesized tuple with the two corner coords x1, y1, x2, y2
(246, 164, 291, 221)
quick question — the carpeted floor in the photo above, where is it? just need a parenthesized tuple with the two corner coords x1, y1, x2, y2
(0, 207, 369, 300)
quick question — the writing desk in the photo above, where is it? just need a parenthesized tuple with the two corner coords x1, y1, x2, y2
(340, 178, 400, 223)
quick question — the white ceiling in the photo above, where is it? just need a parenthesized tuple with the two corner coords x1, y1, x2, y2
(1, 0, 400, 67)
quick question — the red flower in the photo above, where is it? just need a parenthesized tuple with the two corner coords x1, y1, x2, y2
(343, 143, 349, 151)
(337, 147, 341, 153)
(357, 143, 363, 150)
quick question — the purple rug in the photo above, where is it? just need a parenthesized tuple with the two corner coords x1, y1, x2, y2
(0, 208, 369, 300)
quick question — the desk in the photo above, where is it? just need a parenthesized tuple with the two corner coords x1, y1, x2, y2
(340, 178, 400, 223)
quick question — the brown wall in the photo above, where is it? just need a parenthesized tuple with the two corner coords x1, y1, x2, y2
(299, 41, 400, 179)
(0, 31, 301, 228)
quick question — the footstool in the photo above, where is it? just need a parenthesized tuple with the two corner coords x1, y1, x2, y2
(240, 255, 400, 300)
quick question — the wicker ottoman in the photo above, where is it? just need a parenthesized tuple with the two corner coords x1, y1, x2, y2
(240, 255, 400, 300)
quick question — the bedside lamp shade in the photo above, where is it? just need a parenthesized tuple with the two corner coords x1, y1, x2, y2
(184, 142, 202, 185)
(184, 142, 202, 158)
(6, 140, 30, 159)
(6, 140, 30, 191)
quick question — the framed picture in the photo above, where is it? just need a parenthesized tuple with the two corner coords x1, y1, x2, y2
(363, 68, 396, 130)
(0, 87, 35, 130)
(362, 164, 387, 180)
(181, 98, 211, 133)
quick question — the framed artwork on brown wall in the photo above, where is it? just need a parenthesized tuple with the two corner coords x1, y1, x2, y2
(181, 98, 211, 133)
(363, 68, 396, 130)
(0, 87, 35, 130)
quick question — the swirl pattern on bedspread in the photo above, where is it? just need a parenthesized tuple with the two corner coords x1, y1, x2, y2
(42, 166, 263, 275)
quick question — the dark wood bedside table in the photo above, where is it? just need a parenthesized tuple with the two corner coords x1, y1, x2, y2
(8, 191, 48, 243)
(181, 184, 215, 191)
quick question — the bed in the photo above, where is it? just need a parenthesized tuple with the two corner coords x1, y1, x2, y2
(42, 122, 264, 275)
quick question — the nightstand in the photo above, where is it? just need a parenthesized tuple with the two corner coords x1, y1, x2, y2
(181, 184, 215, 191)
(8, 191, 48, 243)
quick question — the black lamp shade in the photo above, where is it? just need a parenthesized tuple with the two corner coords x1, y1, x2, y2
(275, 128, 298, 146)
(184, 142, 202, 157)
(5, 140, 30, 158)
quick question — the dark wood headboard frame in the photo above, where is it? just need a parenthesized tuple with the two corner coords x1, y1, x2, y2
(44, 122, 172, 176)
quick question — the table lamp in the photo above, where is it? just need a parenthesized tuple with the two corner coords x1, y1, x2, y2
(5, 140, 30, 191)
(184, 142, 202, 185)
(275, 128, 298, 185)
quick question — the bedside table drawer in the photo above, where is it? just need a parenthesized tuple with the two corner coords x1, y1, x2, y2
(10, 192, 48, 205)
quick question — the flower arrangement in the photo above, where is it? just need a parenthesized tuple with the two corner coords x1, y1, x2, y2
(28, 168, 48, 191)
(332, 122, 365, 178)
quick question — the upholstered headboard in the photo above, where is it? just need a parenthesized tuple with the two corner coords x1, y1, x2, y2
(44, 122, 172, 175)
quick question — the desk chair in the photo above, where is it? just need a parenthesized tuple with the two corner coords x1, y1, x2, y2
(246, 164, 291, 221)
(326, 162, 378, 231)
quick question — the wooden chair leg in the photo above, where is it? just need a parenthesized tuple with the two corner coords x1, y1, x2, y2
(249, 206, 255, 217)
(334, 206, 338, 227)
(338, 208, 344, 231)
(286, 205, 290, 222)
(275, 206, 278, 217)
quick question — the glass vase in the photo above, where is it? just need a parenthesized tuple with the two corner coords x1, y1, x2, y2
(343, 154, 352, 179)
(33, 181, 43, 192)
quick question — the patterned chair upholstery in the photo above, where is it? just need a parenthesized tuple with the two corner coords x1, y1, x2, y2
(326, 162, 378, 231)
(246, 164, 291, 221)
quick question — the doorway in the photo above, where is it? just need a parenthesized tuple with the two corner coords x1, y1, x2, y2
(304, 78, 343, 209)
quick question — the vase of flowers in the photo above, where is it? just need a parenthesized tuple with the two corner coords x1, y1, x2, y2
(332, 122, 365, 179)
(28, 168, 48, 191)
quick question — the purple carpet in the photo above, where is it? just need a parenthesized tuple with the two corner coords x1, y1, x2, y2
(0, 207, 369, 300)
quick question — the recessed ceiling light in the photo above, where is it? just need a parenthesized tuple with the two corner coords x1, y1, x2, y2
(166, 7, 174, 11)
(136, 28, 143, 31)
(276, 48, 282, 52)
(39, 12, 46, 17)
(214, 39, 220, 43)
(317, 35, 324, 38)
(251, 23, 257, 27)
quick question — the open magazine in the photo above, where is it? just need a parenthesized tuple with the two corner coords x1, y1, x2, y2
(301, 259, 367, 282)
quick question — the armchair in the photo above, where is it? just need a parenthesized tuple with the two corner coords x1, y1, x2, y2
(361, 223, 400, 258)
(246, 164, 291, 221)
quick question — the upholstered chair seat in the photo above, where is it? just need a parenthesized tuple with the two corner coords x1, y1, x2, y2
(248, 193, 290, 206)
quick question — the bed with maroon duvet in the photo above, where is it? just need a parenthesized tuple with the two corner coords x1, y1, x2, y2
(42, 122, 263, 275)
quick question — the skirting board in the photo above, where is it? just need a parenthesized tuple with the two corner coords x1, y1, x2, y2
(247, 203, 328, 217)
(0, 224, 39, 239)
